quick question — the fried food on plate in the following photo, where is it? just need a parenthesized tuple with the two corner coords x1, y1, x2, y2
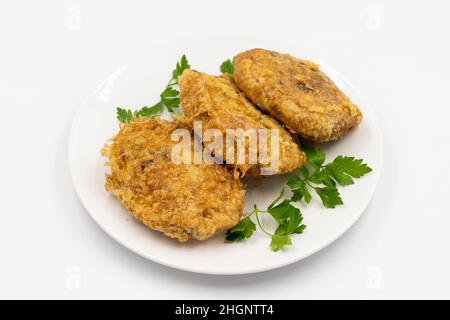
(233, 49, 362, 142)
(101, 118, 244, 242)
(179, 69, 306, 178)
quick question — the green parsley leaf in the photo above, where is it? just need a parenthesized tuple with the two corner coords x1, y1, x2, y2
(225, 216, 256, 242)
(287, 175, 312, 203)
(270, 234, 292, 251)
(226, 195, 306, 251)
(160, 87, 181, 111)
(164, 98, 180, 112)
(303, 145, 326, 169)
(294, 224, 307, 234)
(117, 107, 133, 123)
(172, 54, 190, 81)
(315, 186, 343, 208)
(268, 199, 299, 224)
(274, 208, 303, 236)
(160, 86, 179, 98)
(325, 156, 373, 186)
(134, 102, 163, 118)
(299, 165, 309, 177)
(308, 167, 336, 187)
(220, 59, 234, 75)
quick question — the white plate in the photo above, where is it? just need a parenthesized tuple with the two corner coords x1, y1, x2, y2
(69, 35, 382, 275)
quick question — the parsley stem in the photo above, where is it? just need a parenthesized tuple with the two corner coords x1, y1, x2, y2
(305, 179, 317, 189)
(254, 211, 273, 237)
(245, 210, 256, 218)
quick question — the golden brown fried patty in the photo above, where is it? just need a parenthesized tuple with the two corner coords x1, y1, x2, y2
(101, 118, 244, 242)
(233, 49, 362, 142)
(179, 69, 305, 177)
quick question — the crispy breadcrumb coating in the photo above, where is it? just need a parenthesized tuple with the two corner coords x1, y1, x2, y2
(233, 49, 362, 141)
(179, 69, 306, 177)
(101, 118, 244, 242)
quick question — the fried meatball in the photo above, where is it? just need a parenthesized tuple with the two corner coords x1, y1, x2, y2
(179, 69, 306, 177)
(101, 118, 244, 242)
(233, 49, 362, 141)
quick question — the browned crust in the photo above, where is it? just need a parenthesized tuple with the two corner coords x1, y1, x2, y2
(179, 69, 306, 177)
(101, 118, 244, 242)
(233, 48, 362, 141)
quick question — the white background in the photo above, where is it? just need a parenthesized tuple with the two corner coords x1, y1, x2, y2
(0, 0, 449, 299)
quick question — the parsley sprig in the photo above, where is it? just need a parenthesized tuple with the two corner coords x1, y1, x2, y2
(117, 55, 190, 123)
(227, 144, 372, 251)
(287, 144, 372, 208)
(226, 189, 307, 252)
(220, 59, 234, 75)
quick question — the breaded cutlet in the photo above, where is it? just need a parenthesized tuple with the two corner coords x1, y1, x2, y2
(233, 49, 362, 142)
(179, 69, 306, 177)
(102, 118, 244, 242)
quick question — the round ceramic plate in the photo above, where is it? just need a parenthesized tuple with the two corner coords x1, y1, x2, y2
(69, 35, 382, 275)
